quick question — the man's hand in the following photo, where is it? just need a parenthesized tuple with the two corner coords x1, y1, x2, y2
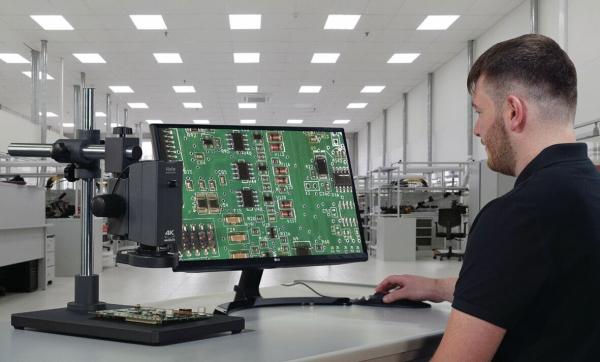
(375, 275, 457, 303)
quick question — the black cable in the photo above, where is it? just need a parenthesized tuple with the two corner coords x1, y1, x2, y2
(110, 166, 130, 194)
(280, 281, 335, 298)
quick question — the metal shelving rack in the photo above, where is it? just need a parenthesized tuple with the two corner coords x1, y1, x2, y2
(364, 161, 472, 255)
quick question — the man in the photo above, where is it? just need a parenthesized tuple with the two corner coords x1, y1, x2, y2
(376, 34, 600, 361)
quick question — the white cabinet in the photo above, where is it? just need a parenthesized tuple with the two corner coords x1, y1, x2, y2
(375, 216, 416, 261)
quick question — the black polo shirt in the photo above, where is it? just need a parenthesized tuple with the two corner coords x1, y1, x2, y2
(453, 143, 600, 361)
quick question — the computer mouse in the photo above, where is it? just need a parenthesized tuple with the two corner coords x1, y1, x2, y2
(352, 292, 431, 308)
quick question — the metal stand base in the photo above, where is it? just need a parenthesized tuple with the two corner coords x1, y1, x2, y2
(11, 304, 245, 346)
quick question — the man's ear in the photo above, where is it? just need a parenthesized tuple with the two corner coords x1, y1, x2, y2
(505, 95, 527, 133)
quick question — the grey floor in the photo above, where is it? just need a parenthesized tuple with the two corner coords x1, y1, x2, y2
(0, 257, 462, 322)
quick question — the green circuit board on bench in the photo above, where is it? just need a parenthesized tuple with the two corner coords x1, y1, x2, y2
(156, 127, 362, 261)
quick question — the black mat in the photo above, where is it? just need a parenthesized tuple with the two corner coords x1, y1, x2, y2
(11, 304, 245, 345)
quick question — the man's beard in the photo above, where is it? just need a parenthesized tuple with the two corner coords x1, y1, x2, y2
(485, 114, 516, 176)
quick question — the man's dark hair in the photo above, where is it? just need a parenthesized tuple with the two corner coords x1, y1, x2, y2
(467, 34, 577, 119)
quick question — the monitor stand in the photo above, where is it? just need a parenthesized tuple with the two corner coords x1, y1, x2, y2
(214, 268, 350, 315)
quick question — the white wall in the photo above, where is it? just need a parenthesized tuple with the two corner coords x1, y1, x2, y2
(0, 109, 61, 153)
(370, 115, 384, 169)
(357, 124, 369, 175)
(386, 98, 405, 165)
(432, 48, 469, 162)
(406, 80, 428, 162)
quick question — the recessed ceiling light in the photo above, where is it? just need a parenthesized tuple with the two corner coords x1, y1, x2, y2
(240, 119, 256, 124)
(153, 53, 182, 63)
(239, 103, 257, 109)
(237, 85, 258, 93)
(73, 53, 106, 63)
(193, 120, 210, 124)
(30, 15, 74, 30)
(95, 112, 106, 117)
(145, 119, 163, 124)
(361, 85, 386, 93)
(109, 86, 134, 93)
(22, 71, 54, 80)
(110, 123, 121, 128)
(333, 119, 351, 124)
(287, 119, 303, 124)
(183, 102, 203, 109)
(387, 53, 420, 63)
(299, 85, 322, 93)
(0, 53, 30, 63)
(347, 103, 367, 109)
(311, 53, 340, 63)
(129, 15, 167, 30)
(234, 53, 260, 63)
(62, 123, 75, 127)
(128, 102, 148, 109)
(417, 15, 460, 30)
(229, 14, 261, 30)
(173, 85, 196, 93)
(39, 112, 58, 117)
(324, 15, 361, 30)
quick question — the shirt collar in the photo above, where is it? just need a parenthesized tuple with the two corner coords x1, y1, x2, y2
(515, 143, 589, 186)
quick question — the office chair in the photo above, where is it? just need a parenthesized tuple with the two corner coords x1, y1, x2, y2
(433, 208, 468, 261)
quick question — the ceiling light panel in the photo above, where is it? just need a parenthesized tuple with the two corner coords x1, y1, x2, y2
(234, 53, 260, 63)
(417, 15, 460, 30)
(62, 123, 75, 127)
(46, 112, 58, 117)
(0, 54, 29, 63)
(324, 15, 361, 30)
(387, 53, 420, 63)
(109, 86, 134, 93)
(22, 71, 54, 80)
(183, 102, 203, 108)
(193, 120, 210, 124)
(153, 53, 182, 63)
(240, 119, 256, 124)
(73, 53, 106, 63)
(361, 86, 385, 93)
(239, 103, 257, 109)
(347, 103, 367, 109)
(30, 15, 74, 30)
(145, 120, 163, 124)
(333, 119, 351, 124)
(237, 85, 258, 93)
(128, 102, 148, 109)
(311, 53, 340, 63)
(229, 14, 261, 30)
(299, 86, 321, 93)
(95, 112, 106, 117)
(286, 119, 303, 124)
(173, 85, 196, 93)
(130, 15, 167, 30)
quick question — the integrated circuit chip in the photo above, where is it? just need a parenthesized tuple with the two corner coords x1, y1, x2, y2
(231, 132, 245, 151)
(333, 172, 352, 187)
(236, 161, 251, 180)
(240, 189, 255, 208)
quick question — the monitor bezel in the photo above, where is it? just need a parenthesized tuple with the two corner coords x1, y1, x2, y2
(150, 124, 367, 272)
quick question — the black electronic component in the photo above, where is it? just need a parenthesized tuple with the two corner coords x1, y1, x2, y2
(240, 189, 255, 208)
(232, 133, 245, 151)
(253, 132, 262, 141)
(203, 138, 214, 147)
(196, 194, 208, 213)
(263, 193, 273, 203)
(207, 193, 220, 213)
(258, 163, 267, 173)
(295, 244, 311, 256)
(268, 227, 276, 239)
(314, 156, 328, 178)
(236, 162, 251, 180)
(333, 172, 352, 187)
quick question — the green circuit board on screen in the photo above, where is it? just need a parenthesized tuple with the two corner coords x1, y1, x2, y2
(156, 127, 362, 261)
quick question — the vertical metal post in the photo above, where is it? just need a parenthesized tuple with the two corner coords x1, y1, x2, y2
(467, 40, 475, 159)
(105, 94, 112, 137)
(81, 88, 95, 277)
(123, 108, 128, 127)
(60, 57, 64, 137)
(40, 40, 48, 144)
(135, 121, 143, 140)
(427, 72, 433, 166)
(382, 109, 388, 166)
(367, 122, 371, 172)
(402, 93, 408, 174)
(73, 85, 81, 129)
(531, 0, 539, 34)
(30, 50, 40, 125)
(558, 0, 568, 50)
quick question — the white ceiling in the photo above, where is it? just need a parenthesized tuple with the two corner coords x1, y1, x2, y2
(0, 0, 524, 136)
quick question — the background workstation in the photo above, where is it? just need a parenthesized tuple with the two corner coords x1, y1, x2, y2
(1, 0, 600, 361)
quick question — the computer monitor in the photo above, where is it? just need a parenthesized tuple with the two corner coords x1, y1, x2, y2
(151, 124, 366, 313)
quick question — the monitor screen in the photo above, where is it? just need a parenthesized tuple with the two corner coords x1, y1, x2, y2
(151, 125, 366, 272)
